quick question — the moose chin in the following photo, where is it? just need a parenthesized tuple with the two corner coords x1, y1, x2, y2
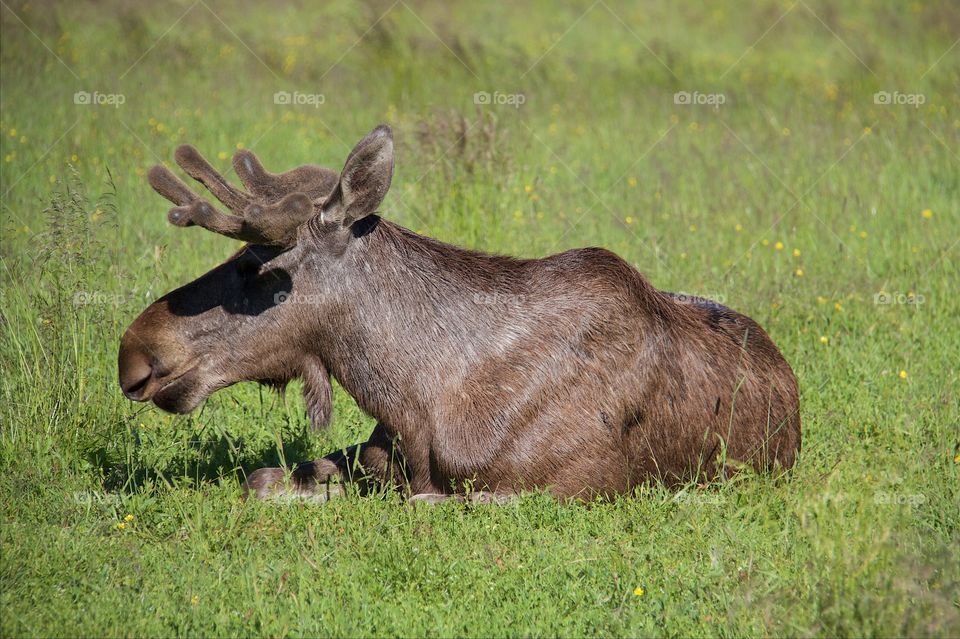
(119, 124, 801, 504)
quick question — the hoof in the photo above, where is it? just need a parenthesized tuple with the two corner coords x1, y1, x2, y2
(243, 467, 287, 499)
(242, 462, 344, 502)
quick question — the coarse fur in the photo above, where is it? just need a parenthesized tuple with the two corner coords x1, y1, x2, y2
(119, 125, 800, 501)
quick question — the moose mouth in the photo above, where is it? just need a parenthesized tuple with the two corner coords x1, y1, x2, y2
(150, 366, 206, 414)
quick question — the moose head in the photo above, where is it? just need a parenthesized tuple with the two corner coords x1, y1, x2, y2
(118, 126, 395, 427)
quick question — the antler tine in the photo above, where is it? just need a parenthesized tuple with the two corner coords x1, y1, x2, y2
(148, 144, 339, 246)
(148, 165, 246, 237)
(148, 161, 313, 245)
(233, 149, 338, 202)
(147, 164, 199, 207)
(174, 145, 252, 212)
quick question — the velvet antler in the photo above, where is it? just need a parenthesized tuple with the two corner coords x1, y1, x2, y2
(147, 146, 338, 246)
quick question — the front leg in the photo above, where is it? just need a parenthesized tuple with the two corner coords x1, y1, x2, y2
(243, 423, 408, 500)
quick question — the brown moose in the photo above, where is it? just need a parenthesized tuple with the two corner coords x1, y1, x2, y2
(118, 125, 800, 503)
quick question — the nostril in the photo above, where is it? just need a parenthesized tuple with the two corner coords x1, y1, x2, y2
(119, 346, 154, 401)
(122, 370, 152, 400)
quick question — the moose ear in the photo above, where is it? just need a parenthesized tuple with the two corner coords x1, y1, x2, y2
(323, 125, 394, 226)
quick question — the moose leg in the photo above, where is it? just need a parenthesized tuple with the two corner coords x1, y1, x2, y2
(242, 423, 408, 500)
(324, 422, 409, 494)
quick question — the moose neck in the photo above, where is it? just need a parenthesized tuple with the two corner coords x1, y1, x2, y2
(309, 217, 523, 430)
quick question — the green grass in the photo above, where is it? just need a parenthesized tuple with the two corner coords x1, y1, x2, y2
(1, 0, 958, 636)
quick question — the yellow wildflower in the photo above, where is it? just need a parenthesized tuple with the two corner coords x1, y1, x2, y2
(633, 586, 644, 596)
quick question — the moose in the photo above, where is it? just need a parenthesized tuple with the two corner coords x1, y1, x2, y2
(119, 124, 801, 503)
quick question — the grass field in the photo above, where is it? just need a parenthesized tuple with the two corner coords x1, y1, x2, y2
(1, 1, 958, 636)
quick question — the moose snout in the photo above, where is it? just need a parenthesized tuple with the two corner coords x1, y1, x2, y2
(118, 341, 154, 401)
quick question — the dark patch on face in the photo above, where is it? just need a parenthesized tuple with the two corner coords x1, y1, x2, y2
(162, 244, 294, 318)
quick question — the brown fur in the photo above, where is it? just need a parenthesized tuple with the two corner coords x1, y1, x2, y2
(119, 125, 800, 501)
